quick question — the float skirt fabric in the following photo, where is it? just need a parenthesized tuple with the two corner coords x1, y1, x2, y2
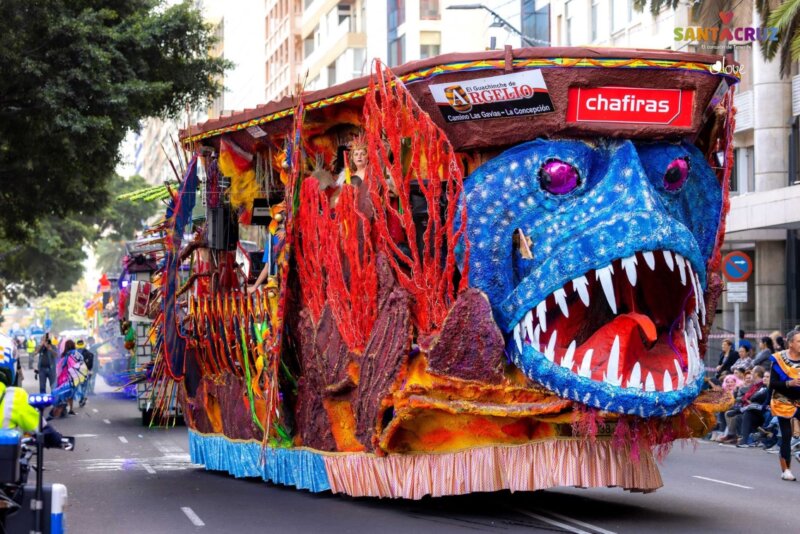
(189, 430, 662, 499)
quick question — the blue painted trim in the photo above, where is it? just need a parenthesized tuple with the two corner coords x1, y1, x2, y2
(188, 430, 330, 492)
(50, 513, 64, 534)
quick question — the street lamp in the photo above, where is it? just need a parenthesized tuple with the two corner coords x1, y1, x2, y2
(447, 3, 544, 47)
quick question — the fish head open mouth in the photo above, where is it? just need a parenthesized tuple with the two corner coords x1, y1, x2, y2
(459, 139, 723, 417)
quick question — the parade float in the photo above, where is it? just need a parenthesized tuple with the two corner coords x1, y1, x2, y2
(146, 47, 737, 497)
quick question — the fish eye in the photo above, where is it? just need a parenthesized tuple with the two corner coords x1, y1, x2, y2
(539, 159, 580, 195)
(663, 157, 690, 192)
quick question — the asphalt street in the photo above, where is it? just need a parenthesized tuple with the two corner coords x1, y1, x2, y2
(18, 366, 799, 534)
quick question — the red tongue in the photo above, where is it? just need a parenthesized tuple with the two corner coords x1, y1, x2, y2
(623, 312, 658, 344)
(569, 313, 659, 379)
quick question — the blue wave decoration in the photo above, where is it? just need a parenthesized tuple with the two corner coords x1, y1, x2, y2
(188, 430, 330, 492)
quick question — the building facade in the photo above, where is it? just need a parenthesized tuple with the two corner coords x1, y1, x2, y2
(547, 0, 800, 333)
(265, 0, 303, 101)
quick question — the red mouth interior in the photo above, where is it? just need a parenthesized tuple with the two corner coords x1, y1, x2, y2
(521, 252, 701, 391)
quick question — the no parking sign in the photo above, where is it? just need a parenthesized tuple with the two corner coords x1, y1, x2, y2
(722, 251, 751, 304)
(721, 251, 752, 282)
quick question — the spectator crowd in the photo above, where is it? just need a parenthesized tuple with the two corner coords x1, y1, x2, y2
(707, 328, 800, 481)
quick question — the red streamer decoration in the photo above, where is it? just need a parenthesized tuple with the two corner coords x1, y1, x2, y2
(362, 60, 470, 335)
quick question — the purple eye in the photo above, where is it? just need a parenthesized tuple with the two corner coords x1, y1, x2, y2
(539, 160, 580, 195)
(663, 157, 689, 191)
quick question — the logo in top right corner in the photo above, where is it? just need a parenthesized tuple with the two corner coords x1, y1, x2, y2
(675, 10, 778, 46)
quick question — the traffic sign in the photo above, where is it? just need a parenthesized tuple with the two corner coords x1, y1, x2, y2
(726, 281, 748, 303)
(721, 251, 752, 282)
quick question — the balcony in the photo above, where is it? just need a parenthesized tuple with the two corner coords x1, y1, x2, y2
(303, 16, 364, 81)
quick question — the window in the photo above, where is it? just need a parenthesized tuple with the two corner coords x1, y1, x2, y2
(420, 44, 439, 58)
(565, 0, 574, 46)
(612, 0, 632, 32)
(521, 0, 550, 47)
(388, 35, 405, 67)
(731, 146, 754, 194)
(420, 0, 440, 20)
(591, 0, 599, 42)
(388, 0, 405, 33)
(420, 31, 440, 59)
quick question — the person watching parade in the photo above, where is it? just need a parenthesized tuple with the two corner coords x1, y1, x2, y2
(768, 329, 800, 481)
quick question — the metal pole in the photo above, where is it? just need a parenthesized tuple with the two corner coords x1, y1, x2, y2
(734, 302, 740, 351)
(33, 408, 44, 534)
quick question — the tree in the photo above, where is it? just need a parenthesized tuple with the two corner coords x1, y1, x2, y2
(758, 0, 800, 77)
(0, 0, 228, 241)
(34, 291, 92, 334)
(0, 174, 160, 307)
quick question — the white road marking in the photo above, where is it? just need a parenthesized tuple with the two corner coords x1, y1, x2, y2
(544, 511, 618, 534)
(92, 409, 98, 413)
(78, 454, 197, 473)
(153, 440, 185, 455)
(141, 463, 156, 475)
(103, 419, 111, 425)
(512, 508, 592, 534)
(118, 436, 128, 444)
(181, 507, 205, 527)
(137, 434, 143, 439)
(692, 475, 753, 489)
(74, 434, 97, 438)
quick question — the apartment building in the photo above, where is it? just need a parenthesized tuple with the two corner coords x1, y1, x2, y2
(548, 0, 800, 331)
(265, 0, 303, 101)
(301, 0, 367, 91)
(135, 1, 266, 184)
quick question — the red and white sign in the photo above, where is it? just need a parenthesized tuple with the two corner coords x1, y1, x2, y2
(566, 87, 694, 126)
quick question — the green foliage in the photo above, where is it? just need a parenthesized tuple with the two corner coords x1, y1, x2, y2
(0, 0, 228, 241)
(632, 0, 681, 17)
(0, 217, 91, 305)
(760, 0, 800, 77)
(0, 173, 160, 305)
(35, 291, 91, 334)
(97, 174, 160, 242)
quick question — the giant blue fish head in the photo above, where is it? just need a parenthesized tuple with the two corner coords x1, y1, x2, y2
(457, 139, 722, 417)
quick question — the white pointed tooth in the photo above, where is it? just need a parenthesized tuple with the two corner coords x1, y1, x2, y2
(561, 340, 576, 371)
(553, 287, 569, 318)
(687, 263, 697, 295)
(645, 372, 656, 392)
(578, 349, 593, 378)
(691, 314, 701, 341)
(533, 324, 541, 350)
(642, 251, 656, 270)
(523, 311, 534, 342)
(683, 330, 694, 380)
(621, 255, 638, 287)
(627, 362, 642, 389)
(544, 330, 557, 362)
(596, 265, 617, 314)
(513, 324, 523, 353)
(662, 369, 673, 392)
(572, 276, 590, 307)
(675, 254, 687, 286)
(662, 250, 674, 271)
(604, 335, 622, 386)
(695, 273, 707, 325)
(536, 300, 548, 332)
(674, 359, 686, 389)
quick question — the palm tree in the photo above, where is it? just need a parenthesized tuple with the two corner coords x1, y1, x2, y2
(758, 0, 800, 76)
